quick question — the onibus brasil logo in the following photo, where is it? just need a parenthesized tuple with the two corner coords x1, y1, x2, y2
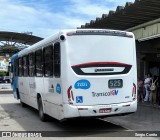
(92, 90, 118, 97)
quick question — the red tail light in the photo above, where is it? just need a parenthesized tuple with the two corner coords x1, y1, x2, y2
(66, 32, 73, 36)
(67, 86, 74, 104)
(132, 83, 136, 100)
(67, 86, 72, 99)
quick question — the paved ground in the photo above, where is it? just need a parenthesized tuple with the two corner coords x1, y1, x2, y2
(106, 102, 160, 131)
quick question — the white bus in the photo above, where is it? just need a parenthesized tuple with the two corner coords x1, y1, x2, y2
(11, 29, 137, 121)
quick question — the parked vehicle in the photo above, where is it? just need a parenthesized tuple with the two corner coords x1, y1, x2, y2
(0, 76, 3, 83)
(3, 76, 11, 83)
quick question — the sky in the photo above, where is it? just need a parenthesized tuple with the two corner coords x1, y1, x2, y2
(0, 0, 135, 38)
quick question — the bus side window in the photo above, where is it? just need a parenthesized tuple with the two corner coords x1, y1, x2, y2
(29, 53, 35, 77)
(54, 42, 61, 78)
(18, 58, 23, 77)
(35, 49, 43, 77)
(43, 45, 53, 77)
(14, 59, 19, 76)
(23, 55, 29, 77)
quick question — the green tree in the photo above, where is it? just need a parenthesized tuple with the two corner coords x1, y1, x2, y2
(0, 72, 6, 76)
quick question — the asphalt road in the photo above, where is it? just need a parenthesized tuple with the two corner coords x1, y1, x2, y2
(0, 92, 160, 139)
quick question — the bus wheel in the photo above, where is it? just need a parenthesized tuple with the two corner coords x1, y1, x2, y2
(38, 97, 47, 122)
(17, 88, 25, 107)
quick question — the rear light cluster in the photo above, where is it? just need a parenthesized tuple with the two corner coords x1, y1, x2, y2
(67, 86, 74, 105)
(66, 32, 74, 36)
(126, 33, 133, 38)
(132, 83, 137, 100)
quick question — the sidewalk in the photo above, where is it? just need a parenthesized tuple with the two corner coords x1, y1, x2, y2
(0, 83, 12, 93)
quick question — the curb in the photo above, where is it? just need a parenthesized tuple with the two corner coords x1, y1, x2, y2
(0, 89, 12, 94)
(0, 91, 12, 94)
(0, 88, 12, 91)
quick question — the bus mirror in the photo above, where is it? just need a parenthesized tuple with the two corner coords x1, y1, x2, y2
(8, 65, 13, 73)
(10, 73, 13, 79)
(8, 66, 11, 72)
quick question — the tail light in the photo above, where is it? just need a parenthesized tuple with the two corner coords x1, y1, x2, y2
(67, 86, 72, 99)
(132, 83, 136, 100)
(67, 86, 74, 104)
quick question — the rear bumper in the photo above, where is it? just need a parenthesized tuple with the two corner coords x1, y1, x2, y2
(63, 100, 137, 119)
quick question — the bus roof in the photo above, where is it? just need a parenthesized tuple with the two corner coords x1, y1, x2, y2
(17, 29, 134, 56)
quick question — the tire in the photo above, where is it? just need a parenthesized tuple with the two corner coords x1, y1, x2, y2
(20, 96, 26, 107)
(38, 97, 47, 122)
(17, 88, 26, 107)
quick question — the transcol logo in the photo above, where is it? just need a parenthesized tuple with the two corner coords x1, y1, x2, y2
(92, 90, 119, 97)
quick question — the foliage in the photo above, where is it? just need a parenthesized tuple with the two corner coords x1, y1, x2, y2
(0, 72, 6, 76)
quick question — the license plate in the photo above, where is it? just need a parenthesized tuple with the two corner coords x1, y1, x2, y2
(108, 79, 123, 88)
(99, 108, 111, 113)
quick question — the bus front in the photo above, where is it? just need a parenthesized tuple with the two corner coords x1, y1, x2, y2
(62, 29, 137, 119)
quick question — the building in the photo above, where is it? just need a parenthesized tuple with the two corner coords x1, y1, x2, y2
(79, 0, 160, 78)
(0, 31, 43, 75)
